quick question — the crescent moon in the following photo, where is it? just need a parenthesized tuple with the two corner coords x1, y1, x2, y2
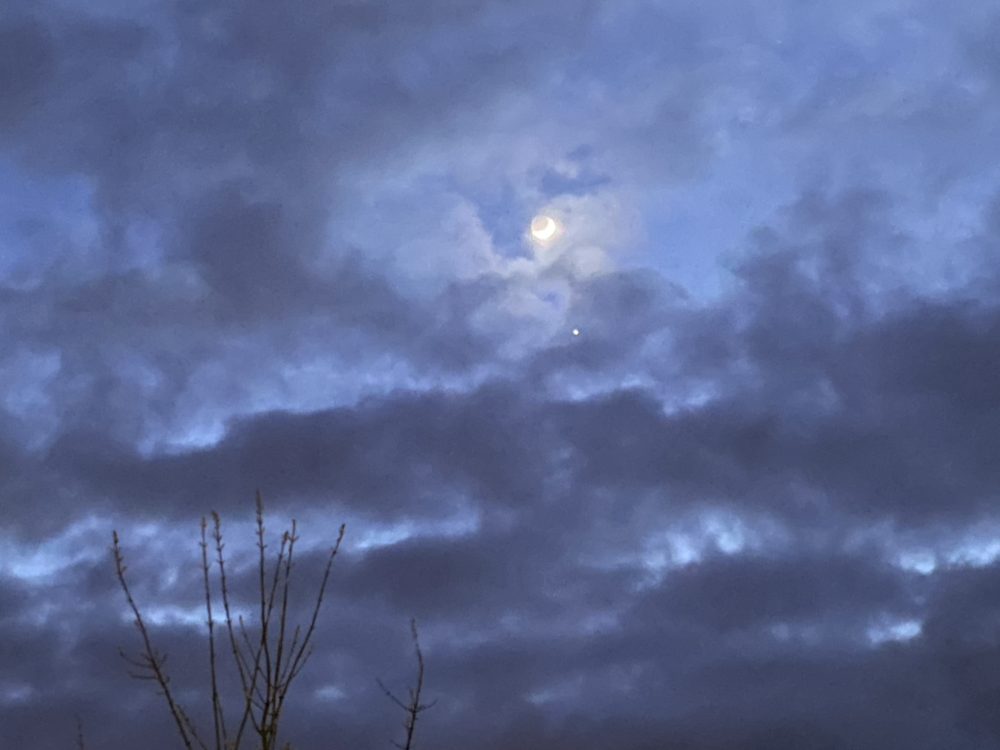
(531, 215, 557, 242)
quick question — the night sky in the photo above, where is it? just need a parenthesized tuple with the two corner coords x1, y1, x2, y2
(3, 1, 1000, 748)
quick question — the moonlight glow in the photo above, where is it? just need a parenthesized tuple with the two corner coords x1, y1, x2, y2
(530, 215, 558, 242)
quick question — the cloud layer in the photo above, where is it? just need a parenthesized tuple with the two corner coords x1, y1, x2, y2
(3, 1, 1000, 748)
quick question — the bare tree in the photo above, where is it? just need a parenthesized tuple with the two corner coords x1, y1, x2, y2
(111, 491, 345, 750)
(377, 619, 437, 750)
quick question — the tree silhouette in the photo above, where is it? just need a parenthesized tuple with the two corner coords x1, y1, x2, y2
(107, 490, 434, 750)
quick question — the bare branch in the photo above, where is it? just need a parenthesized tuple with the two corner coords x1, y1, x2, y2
(111, 494, 351, 750)
(215, 511, 257, 750)
(112, 530, 198, 750)
(379, 619, 436, 750)
(202, 516, 227, 750)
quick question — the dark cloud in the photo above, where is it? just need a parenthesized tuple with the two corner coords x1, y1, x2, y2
(4, 1, 1000, 748)
(631, 549, 916, 635)
(0, 20, 54, 128)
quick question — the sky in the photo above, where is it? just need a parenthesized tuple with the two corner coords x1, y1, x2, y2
(2, 0, 1000, 747)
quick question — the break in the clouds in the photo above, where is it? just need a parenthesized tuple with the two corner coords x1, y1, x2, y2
(3, 1, 1000, 748)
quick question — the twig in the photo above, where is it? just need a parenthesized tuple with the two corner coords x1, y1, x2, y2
(112, 530, 202, 750)
(111, 492, 357, 750)
(75, 713, 86, 750)
(201, 516, 228, 750)
(377, 619, 437, 750)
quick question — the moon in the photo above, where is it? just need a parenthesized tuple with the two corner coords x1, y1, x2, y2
(530, 215, 558, 242)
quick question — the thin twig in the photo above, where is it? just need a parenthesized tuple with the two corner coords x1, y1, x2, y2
(75, 713, 86, 750)
(202, 516, 227, 749)
(112, 530, 199, 750)
(112, 494, 349, 750)
(215, 512, 255, 750)
(377, 619, 437, 750)
(278, 524, 345, 700)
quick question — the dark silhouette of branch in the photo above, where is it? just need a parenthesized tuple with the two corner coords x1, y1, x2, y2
(201, 516, 227, 750)
(112, 529, 203, 750)
(377, 619, 438, 750)
(75, 713, 86, 750)
(112, 491, 346, 750)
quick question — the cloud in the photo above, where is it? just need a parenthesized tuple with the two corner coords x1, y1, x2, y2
(5, 174, 1000, 746)
(5, 1, 1000, 748)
